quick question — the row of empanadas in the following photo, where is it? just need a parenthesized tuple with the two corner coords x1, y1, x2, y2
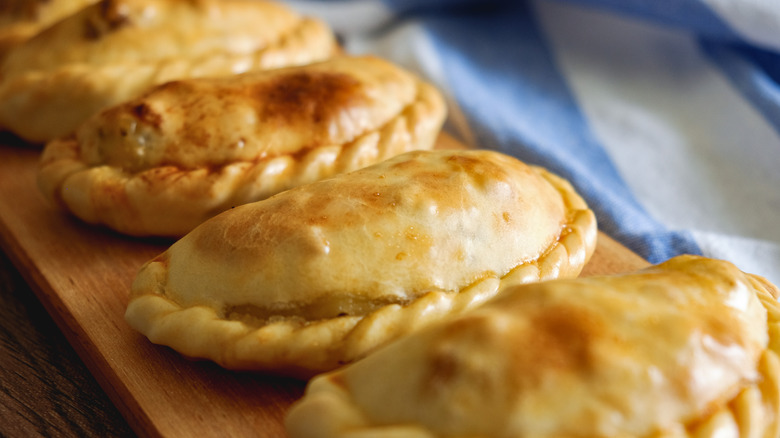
(37, 55, 447, 237)
(124, 149, 598, 377)
(19, 3, 772, 435)
(0, 0, 339, 143)
(286, 255, 780, 438)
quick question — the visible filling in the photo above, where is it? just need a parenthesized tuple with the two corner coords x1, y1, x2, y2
(224, 294, 416, 325)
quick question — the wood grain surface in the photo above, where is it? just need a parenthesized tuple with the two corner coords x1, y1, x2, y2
(0, 249, 135, 437)
(0, 136, 648, 437)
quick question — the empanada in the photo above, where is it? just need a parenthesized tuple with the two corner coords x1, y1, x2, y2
(0, 0, 338, 143)
(124, 149, 597, 377)
(286, 255, 780, 438)
(38, 55, 446, 237)
(0, 0, 98, 59)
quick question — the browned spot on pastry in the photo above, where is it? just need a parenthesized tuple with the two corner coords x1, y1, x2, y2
(327, 373, 349, 390)
(83, 21, 100, 40)
(448, 153, 527, 191)
(388, 156, 447, 177)
(153, 78, 190, 94)
(422, 316, 498, 395)
(499, 303, 604, 397)
(434, 154, 491, 188)
(699, 311, 748, 355)
(253, 72, 365, 126)
(344, 188, 402, 216)
(425, 351, 458, 393)
(305, 215, 329, 226)
(421, 300, 603, 399)
(519, 304, 600, 374)
(386, 153, 522, 212)
(84, 0, 132, 40)
(132, 103, 163, 128)
(286, 183, 404, 229)
(100, 0, 130, 25)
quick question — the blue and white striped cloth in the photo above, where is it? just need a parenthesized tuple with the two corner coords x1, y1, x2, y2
(284, 0, 780, 286)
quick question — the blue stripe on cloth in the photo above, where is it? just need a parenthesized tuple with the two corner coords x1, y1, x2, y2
(378, 0, 511, 15)
(416, 1, 702, 263)
(700, 41, 780, 136)
(380, 0, 742, 42)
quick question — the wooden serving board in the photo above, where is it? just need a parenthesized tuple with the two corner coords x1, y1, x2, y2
(0, 136, 648, 437)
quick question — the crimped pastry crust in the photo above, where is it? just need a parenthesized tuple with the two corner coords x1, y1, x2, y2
(286, 255, 780, 438)
(0, 0, 339, 142)
(38, 56, 447, 237)
(124, 149, 597, 377)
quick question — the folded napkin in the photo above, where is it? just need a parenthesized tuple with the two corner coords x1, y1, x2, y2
(283, 0, 780, 286)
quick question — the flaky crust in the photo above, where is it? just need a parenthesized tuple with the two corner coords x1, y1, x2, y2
(37, 56, 447, 237)
(124, 149, 597, 377)
(0, 0, 339, 142)
(286, 255, 780, 438)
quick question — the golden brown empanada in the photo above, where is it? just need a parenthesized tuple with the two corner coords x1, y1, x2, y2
(124, 149, 597, 377)
(286, 255, 780, 438)
(37, 55, 446, 237)
(0, 0, 98, 59)
(0, 0, 338, 143)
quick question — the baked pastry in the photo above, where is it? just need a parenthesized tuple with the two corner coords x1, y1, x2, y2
(286, 255, 780, 438)
(0, 0, 338, 143)
(0, 0, 97, 59)
(124, 149, 597, 377)
(37, 55, 447, 237)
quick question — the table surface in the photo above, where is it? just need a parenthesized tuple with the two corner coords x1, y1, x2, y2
(0, 249, 135, 437)
(0, 132, 126, 437)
